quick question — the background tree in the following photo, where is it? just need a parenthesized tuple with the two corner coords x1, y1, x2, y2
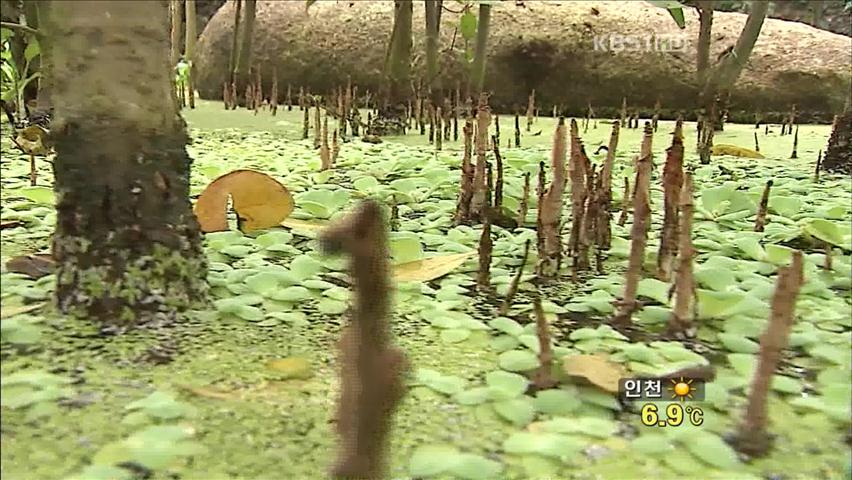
(424, 0, 442, 104)
(227, 0, 241, 86)
(469, 2, 491, 95)
(695, 0, 714, 85)
(186, 0, 197, 108)
(700, 0, 768, 129)
(378, 0, 413, 134)
(46, 0, 208, 326)
(234, 0, 255, 95)
(170, 0, 183, 67)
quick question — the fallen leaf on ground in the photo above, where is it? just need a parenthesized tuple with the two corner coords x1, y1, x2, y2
(6, 254, 56, 279)
(265, 357, 313, 380)
(194, 169, 294, 232)
(0, 303, 45, 319)
(281, 218, 329, 232)
(176, 384, 240, 401)
(711, 144, 765, 159)
(562, 354, 628, 393)
(393, 252, 476, 282)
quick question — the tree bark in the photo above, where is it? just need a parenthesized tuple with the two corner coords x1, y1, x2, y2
(185, 0, 197, 108)
(47, 0, 208, 326)
(235, 0, 256, 95)
(700, 0, 768, 104)
(227, 0, 242, 86)
(169, 0, 183, 67)
(375, 0, 413, 135)
(470, 3, 491, 95)
(424, 0, 442, 103)
(695, 1, 714, 85)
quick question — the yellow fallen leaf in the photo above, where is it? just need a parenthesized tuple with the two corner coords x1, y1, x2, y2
(711, 144, 765, 159)
(392, 251, 476, 282)
(265, 357, 313, 380)
(281, 218, 329, 232)
(562, 354, 628, 393)
(0, 303, 45, 319)
(176, 383, 239, 401)
(194, 169, 294, 233)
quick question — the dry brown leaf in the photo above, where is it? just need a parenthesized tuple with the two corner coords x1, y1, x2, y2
(6, 254, 56, 279)
(194, 169, 294, 233)
(0, 303, 45, 319)
(562, 354, 628, 393)
(392, 252, 476, 282)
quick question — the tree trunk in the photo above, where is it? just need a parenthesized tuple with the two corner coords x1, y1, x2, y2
(21, 0, 52, 115)
(235, 0, 256, 97)
(185, 0, 197, 108)
(700, 0, 768, 104)
(47, 0, 208, 326)
(696, 1, 714, 85)
(469, 3, 491, 96)
(823, 108, 851, 174)
(169, 0, 183, 67)
(228, 0, 242, 86)
(424, 0, 442, 104)
(374, 0, 412, 135)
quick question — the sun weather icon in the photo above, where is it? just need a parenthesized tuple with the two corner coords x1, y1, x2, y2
(668, 377, 698, 402)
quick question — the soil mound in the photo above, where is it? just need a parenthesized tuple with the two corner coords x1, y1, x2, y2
(194, 1, 851, 118)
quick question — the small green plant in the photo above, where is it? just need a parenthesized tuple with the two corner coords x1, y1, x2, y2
(1, 28, 40, 123)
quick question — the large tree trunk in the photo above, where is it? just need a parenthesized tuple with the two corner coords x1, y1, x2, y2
(169, 0, 183, 67)
(373, 0, 412, 135)
(227, 0, 242, 85)
(695, 1, 714, 85)
(185, 0, 197, 108)
(47, 0, 208, 326)
(469, 3, 491, 96)
(235, 0, 255, 96)
(424, 0, 442, 104)
(700, 0, 768, 107)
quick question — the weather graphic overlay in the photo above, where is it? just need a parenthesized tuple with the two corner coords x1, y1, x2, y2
(669, 377, 699, 401)
(619, 377, 706, 428)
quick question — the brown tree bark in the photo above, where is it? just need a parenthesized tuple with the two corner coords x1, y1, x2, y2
(734, 251, 803, 457)
(235, 0, 256, 96)
(47, 0, 208, 326)
(227, 0, 242, 87)
(185, 0, 197, 108)
(696, 1, 714, 85)
(657, 119, 684, 281)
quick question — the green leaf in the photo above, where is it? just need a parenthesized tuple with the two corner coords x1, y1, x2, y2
(803, 219, 848, 249)
(493, 397, 536, 426)
(235, 304, 264, 321)
(454, 387, 492, 405)
(449, 453, 504, 480)
(498, 350, 539, 372)
(632, 433, 675, 455)
(637, 278, 671, 304)
(18, 186, 54, 205)
(24, 38, 39, 62)
(533, 388, 582, 415)
(460, 10, 478, 40)
(63, 465, 133, 480)
(683, 431, 739, 469)
(440, 328, 471, 343)
(409, 444, 460, 477)
(502, 432, 584, 458)
(489, 317, 524, 336)
(538, 416, 618, 438)
(485, 370, 529, 399)
(717, 333, 759, 354)
(727, 353, 757, 378)
(289, 254, 324, 280)
(270, 286, 311, 302)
